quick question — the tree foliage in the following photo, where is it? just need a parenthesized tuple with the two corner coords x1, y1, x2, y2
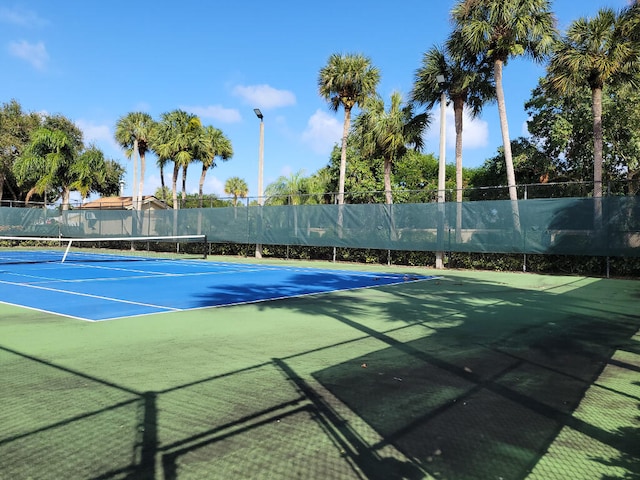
(353, 92, 430, 205)
(545, 6, 640, 197)
(451, 0, 557, 206)
(318, 53, 380, 205)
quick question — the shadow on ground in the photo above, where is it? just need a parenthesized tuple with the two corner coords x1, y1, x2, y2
(1, 272, 639, 479)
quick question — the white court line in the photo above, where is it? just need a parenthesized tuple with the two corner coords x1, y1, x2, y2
(0, 279, 179, 312)
(23, 267, 269, 285)
(0, 299, 98, 322)
(1, 262, 267, 285)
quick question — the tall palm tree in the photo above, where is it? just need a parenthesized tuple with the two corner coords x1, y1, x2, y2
(224, 176, 248, 207)
(152, 110, 203, 210)
(156, 154, 170, 203)
(451, 0, 557, 213)
(198, 126, 233, 208)
(354, 92, 430, 205)
(546, 7, 640, 201)
(114, 112, 155, 209)
(318, 53, 380, 205)
(412, 37, 494, 206)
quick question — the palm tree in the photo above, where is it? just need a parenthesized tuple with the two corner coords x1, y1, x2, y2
(451, 0, 557, 214)
(412, 38, 494, 206)
(13, 127, 78, 209)
(70, 146, 107, 200)
(152, 110, 203, 210)
(265, 170, 310, 238)
(265, 170, 309, 206)
(198, 126, 233, 208)
(546, 7, 640, 201)
(156, 154, 170, 203)
(318, 53, 380, 205)
(354, 92, 430, 205)
(114, 112, 155, 209)
(224, 176, 248, 207)
(306, 169, 332, 205)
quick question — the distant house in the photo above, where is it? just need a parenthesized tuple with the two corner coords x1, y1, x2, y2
(79, 196, 169, 211)
(75, 196, 171, 236)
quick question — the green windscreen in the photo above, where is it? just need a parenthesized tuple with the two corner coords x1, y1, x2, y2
(1, 196, 638, 256)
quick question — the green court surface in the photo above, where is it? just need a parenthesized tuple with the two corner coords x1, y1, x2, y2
(1, 257, 638, 480)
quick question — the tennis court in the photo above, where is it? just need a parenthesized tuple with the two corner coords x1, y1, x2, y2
(1, 255, 638, 480)
(0, 250, 431, 321)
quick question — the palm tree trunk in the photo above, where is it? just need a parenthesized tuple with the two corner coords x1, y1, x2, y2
(172, 162, 179, 236)
(336, 106, 352, 239)
(172, 163, 179, 211)
(338, 107, 352, 206)
(197, 165, 206, 234)
(383, 158, 393, 205)
(132, 140, 139, 208)
(199, 166, 206, 209)
(61, 187, 71, 211)
(454, 98, 464, 244)
(592, 86, 604, 228)
(181, 165, 188, 207)
(494, 58, 521, 234)
(138, 151, 146, 211)
(159, 162, 166, 201)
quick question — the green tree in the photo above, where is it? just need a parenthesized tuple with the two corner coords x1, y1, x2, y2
(323, 143, 384, 203)
(526, 80, 640, 194)
(100, 159, 126, 197)
(354, 91, 429, 205)
(451, 0, 557, 209)
(114, 112, 155, 209)
(152, 110, 203, 210)
(13, 127, 78, 208)
(224, 176, 248, 207)
(318, 53, 380, 205)
(305, 169, 332, 205)
(468, 137, 552, 200)
(70, 146, 107, 200)
(0, 100, 42, 203)
(546, 7, 640, 200)
(412, 35, 494, 206)
(265, 170, 309, 206)
(154, 186, 173, 207)
(393, 150, 450, 203)
(198, 126, 233, 208)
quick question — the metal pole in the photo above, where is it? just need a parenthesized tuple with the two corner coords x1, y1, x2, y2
(254, 109, 264, 259)
(436, 77, 446, 269)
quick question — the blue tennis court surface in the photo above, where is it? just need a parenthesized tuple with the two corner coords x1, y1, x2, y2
(0, 251, 434, 321)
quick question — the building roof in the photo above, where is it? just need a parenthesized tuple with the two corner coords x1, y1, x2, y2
(79, 196, 169, 210)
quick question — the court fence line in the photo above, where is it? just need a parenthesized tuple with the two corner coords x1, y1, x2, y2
(1, 196, 639, 258)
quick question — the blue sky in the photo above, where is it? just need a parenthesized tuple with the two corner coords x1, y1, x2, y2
(0, 0, 632, 202)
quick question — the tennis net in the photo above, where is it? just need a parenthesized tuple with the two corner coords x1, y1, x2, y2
(0, 234, 207, 264)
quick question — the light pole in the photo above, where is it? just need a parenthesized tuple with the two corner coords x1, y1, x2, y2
(435, 74, 446, 269)
(254, 108, 264, 258)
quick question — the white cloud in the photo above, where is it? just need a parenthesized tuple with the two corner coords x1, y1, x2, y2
(75, 119, 120, 155)
(8, 40, 49, 70)
(301, 109, 342, 154)
(182, 105, 241, 123)
(0, 7, 48, 27)
(204, 175, 225, 197)
(427, 104, 489, 150)
(232, 84, 296, 109)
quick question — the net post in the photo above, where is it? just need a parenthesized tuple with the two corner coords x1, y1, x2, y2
(62, 239, 74, 263)
(202, 235, 208, 259)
